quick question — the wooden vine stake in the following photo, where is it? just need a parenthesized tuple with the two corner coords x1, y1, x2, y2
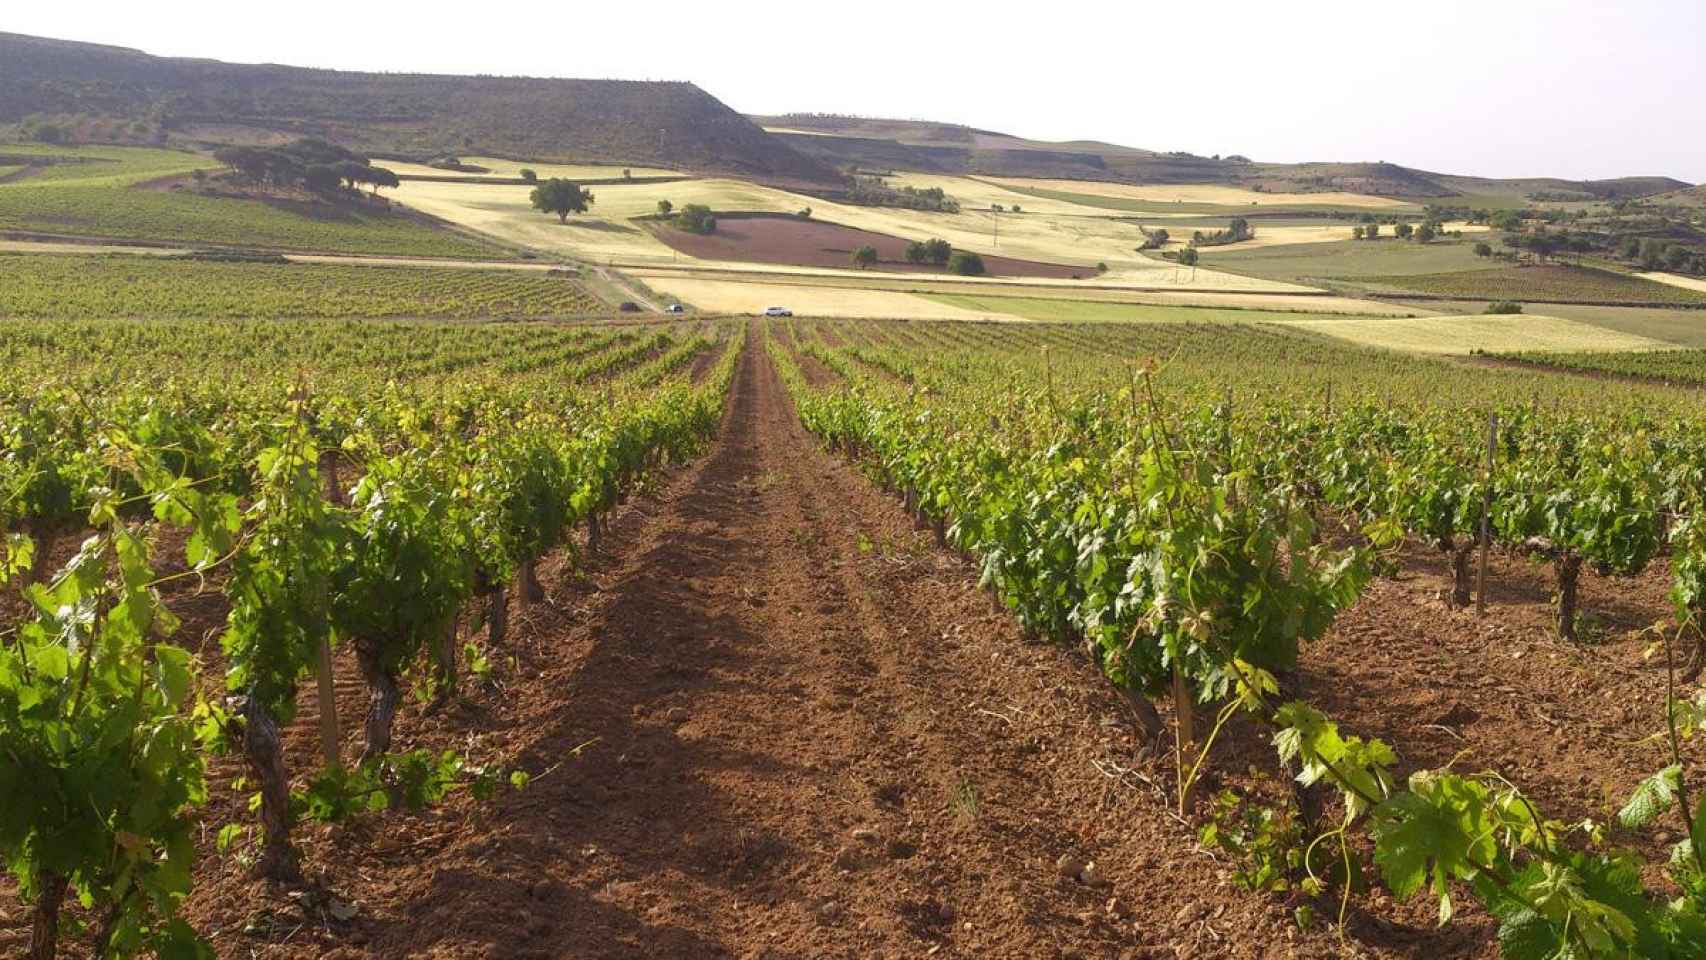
(315, 637, 340, 768)
(302, 387, 341, 770)
(1476, 412, 1498, 616)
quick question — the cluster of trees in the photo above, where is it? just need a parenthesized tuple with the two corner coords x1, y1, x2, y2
(990, 203, 1022, 213)
(1351, 219, 1450, 242)
(1620, 235, 1706, 275)
(1501, 229, 1596, 262)
(529, 179, 594, 223)
(650, 199, 715, 234)
(904, 238, 954, 265)
(213, 139, 401, 195)
(1137, 226, 1170, 251)
(1190, 217, 1253, 248)
(675, 203, 716, 235)
(896, 238, 985, 274)
(846, 177, 960, 213)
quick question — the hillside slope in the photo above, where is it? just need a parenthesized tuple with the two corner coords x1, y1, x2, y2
(755, 113, 1689, 201)
(0, 33, 842, 187)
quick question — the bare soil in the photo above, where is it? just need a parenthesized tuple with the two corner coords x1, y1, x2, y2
(649, 214, 1093, 279)
(3, 330, 1698, 958)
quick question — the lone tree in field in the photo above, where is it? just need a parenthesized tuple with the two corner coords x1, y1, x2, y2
(531, 179, 594, 223)
(1474, 241, 1493, 257)
(657, 199, 673, 216)
(519, 168, 538, 182)
(1176, 247, 1199, 266)
(948, 250, 986, 276)
(851, 245, 879, 269)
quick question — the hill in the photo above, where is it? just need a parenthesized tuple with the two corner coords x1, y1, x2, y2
(754, 113, 1689, 202)
(0, 32, 842, 187)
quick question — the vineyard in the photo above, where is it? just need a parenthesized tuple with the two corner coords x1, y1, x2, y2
(0, 255, 605, 320)
(0, 144, 508, 259)
(1495, 346, 1706, 386)
(762, 318, 1706, 958)
(7, 312, 1706, 958)
(0, 316, 739, 958)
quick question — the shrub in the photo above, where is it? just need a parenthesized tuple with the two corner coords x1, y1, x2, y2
(519, 168, 538, 182)
(1487, 300, 1524, 314)
(947, 251, 986, 276)
(657, 199, 673, 216)
(1474, 242, 1492, 257)
(851, 245, 878, 269)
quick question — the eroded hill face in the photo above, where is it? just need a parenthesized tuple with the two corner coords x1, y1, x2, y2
(0, 32, 842, 188)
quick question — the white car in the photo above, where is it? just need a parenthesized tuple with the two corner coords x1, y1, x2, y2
(763, 306, 793, 317)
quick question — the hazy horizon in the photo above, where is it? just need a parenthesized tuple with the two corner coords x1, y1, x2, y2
(8, 0, 1703, 184)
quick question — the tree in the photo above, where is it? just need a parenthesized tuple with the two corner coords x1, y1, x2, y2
(947, 251, 986, 276)
(1474, 241, 1493, 257)
(1394, 222, 1415, 240)
(1364, 223, 1380, 240)
(924, 238, 952, 265)
(29, 122, 67, 144)
(1177, 247, 1200, 266)
(851, 245, 879, 269)
(1415, 223, 1436, 242)
(798, 207, 812, 219)
(1490, 209, 1523, 232)
(304, 164, 342, 193)
(905, 240, 928, 264)
(1351, 226, 1365, 240)
(1012, 204, 1022, 213)
(676, 203, 716, 235)
(657, 199, 674, 216)
(530, 179, 594, 223)
(991, 203, 1005, 212)
(519, 168, 538, 182)
(366, 166, 400, 194)
(623, 168, 633, 179)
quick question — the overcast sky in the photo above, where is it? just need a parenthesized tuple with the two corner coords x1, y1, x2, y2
(9, 0, 1703, 183)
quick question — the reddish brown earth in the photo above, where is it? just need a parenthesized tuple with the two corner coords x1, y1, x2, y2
(3, 330, 1701, 959)
(649, 214, 1093, 279)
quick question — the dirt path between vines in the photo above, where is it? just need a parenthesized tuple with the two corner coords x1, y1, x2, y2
(168, 329, 1366, 960)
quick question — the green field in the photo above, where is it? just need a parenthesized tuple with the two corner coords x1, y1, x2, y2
(0, 144, 510, 259)
(1203, 236, 1498, 282)
(1494, 348, 1706, 384)
(0, 253, 603, 319)
(1364, 264, 1706, 305)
